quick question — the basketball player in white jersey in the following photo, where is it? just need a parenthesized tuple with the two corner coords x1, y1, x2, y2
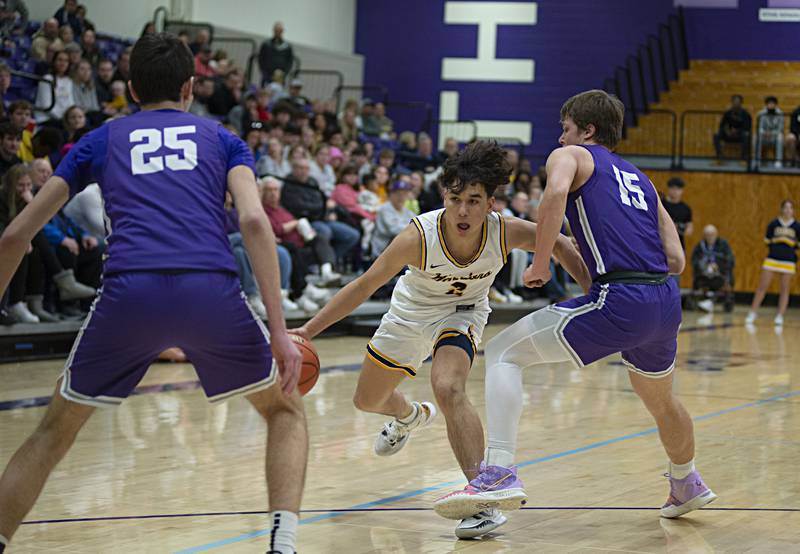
(293, 141, 591, 538)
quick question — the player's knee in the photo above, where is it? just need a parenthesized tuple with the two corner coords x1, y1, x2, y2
(484, 335, 503, 368)
(352, 387, 384, 413)
(431, 375, 465, 408)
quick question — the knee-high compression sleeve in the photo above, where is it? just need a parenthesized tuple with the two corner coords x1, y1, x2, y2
(484, 309, 576, 467)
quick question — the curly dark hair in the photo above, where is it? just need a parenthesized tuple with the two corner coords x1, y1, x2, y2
(440, 140, 512, 198)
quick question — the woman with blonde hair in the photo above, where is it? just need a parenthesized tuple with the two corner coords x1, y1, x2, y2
(746, 199, 800, 326)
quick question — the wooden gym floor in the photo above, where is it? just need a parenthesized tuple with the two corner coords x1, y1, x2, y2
(1, 308, 798, 553)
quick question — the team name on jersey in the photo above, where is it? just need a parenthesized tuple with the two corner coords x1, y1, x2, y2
(774, 226, 797, 240)
(431, 271, 493, 283)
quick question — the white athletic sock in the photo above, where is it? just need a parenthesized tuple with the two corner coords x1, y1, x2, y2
(397, 402, 419, 424)
(486, 447, 515, 468)
(269, 511, 298, 554)
(669, 459, 696, 480)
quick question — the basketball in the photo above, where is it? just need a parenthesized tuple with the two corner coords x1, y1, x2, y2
(290, 333, 320, 396)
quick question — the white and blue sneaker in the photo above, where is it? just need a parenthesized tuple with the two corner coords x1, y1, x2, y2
(455, 508, 507, 539)
(374, 401, 437, 456)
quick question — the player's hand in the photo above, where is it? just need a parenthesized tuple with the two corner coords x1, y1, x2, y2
(82, 235, 98, 250)
(289, 326, 312, 342)
(61, 237, 79, 255)
(523, 263, 551, 288)
(26, 243, 33, 254)
(272, 330, 302, 395)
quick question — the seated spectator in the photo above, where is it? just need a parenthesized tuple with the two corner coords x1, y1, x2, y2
(222, 193, 267, 318)
(372, 102, 394, 139)
(333, 164, 375, 250)
(0, 63, 10, 116)
(301, 125, 316, 152)
(31, 127, 64, 169)
(397, 131, 417, 153)
(62, 105, 86, 143)
(271, 101, 293, 128)
(0, 165, 57, 323)
(75, 4, 94, 32)
(261, 176, 337, 308)
(228, 92, 258, 136)
(786, 103, 800, 167)
(338, 107, 358, 143)
(194, 44, 215, 78)
(210, 49, 232, 75)
(714, 94, 752, 161)
(8, 100, 34, 162)
(94, 58, 114, 105)
(287, 79, 310, 110)
(188, 76, 214, 118)
(266, 69, 287, 101)
(31, 18, 63, 62)
(360, 100, 380, 137)
(513, 171, 532, 195)
(691, 224, 734, 312)
(112, 47, 131, 85)
(755, 96, 784, 168)
(506, 148, 520, 180)
(59, 24, 78, 53)
(351, 145, 370, 178)
(208, 70, 243, 117)
(0, 122, 22, 176)
(509, 191, 530, 219)
(0, 0, 28, 38)
(370, 180, 414, 257)
(405, 171, 423, 215)
(399, 132, 438, 172)
(106, 80, 130, 115)
(329, 146, 345, 173)
(80, 29, 100, 67)
(372, 164, 390, 203)
(242, 120, 264, 159)
(71, 59, 100, 114)
(357, 170, 382, 222)
(440, 137, 459, 162)
(35, 50, 75, 122)
(282, 157, 360, 262)
(43, 206, 103, 293)
(256, 136, 290, 177)
(310, 143, 336, 197)
(54, 0, 81, 37)
(312, 112, 331, 142)
(189, 28, 210, 55)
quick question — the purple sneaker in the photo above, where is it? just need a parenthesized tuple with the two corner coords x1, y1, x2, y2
(660, 470, 718, 518)
(433, 462, 527, 520)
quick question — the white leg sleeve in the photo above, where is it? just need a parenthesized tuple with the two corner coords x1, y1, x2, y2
(484, 308, 576, 467)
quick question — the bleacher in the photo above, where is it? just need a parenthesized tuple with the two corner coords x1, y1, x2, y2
(618, 60, 800, 161)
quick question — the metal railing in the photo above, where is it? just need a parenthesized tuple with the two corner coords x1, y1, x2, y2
(294, 69, 344, 104)
(334, 85, 389, 112)
(11, 69, 55, 113)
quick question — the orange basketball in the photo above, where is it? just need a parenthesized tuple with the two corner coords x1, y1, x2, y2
(290, 333, 320, 396)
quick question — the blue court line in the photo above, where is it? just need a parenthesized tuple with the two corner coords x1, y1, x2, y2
(20, 505, 799, 526)
(173, 388, 800, 554)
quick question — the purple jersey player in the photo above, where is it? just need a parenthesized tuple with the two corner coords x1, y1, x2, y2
(0, 34, 305, 554)
(434, 90, 717, 525)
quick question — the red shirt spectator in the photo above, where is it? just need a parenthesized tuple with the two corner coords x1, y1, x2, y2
(264, 203, 304, 248)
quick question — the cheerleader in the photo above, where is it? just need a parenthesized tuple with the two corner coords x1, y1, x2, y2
(746, 199, 800, 326)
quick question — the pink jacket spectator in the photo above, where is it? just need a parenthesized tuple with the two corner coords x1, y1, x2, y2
(332, 184, 376, 221)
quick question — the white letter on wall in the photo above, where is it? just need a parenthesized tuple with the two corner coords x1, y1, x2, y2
(441, 2, 537, 82)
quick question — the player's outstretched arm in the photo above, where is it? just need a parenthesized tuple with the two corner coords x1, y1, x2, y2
(505, 217, 592, 293)
(525, 147, 578, 286)
(296, 224, 420, 340)
(228, 165, 301, 394)
(0, 177, 69, 296)
(649, 182, 685, 275)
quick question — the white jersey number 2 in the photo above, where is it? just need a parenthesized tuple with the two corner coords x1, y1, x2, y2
(613, 165, 648, 211)
(130, 126, 198, 175)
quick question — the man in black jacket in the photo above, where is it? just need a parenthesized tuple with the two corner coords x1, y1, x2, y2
(713, 94, 751, 161)
(259, 22, 294, 87)
(691, 224, 735, 312)
(282, 158, 359, 261)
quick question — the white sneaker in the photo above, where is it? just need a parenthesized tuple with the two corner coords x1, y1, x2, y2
(320, 263, 342, 286)
(774, 314, 784, 326)
(296, 295, 319, 313)
(488, 288, 508, 304)
(455, 509, 507, 539)
(374, 401, 437, 456)
(304, 283, 331, 303)
(281, 290, 299, 312)
(8, 301, 40, 323)
(505, 291, 523, 304)
(247, 295, 267, 320)
(697, 299, 714, 313)
(745, 311, 756, 325)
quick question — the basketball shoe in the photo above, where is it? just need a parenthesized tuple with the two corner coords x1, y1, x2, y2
(660, 470, 717, 518)
(434, 462, 527, 520)
(455, 508, 507, 539)
(374, 401, 436, 456)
